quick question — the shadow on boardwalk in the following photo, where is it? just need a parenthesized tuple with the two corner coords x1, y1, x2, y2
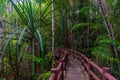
(64, 56, 89, 80)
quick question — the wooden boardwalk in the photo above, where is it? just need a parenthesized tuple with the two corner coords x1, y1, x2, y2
(49, 49, 116, 80)
(64, 56, 89, 80)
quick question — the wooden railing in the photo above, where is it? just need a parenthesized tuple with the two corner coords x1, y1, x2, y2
(69, 49, 117, 80)
(49, 50, 68, 80)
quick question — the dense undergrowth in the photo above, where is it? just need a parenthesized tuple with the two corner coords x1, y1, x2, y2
(0, 0, 120, 79)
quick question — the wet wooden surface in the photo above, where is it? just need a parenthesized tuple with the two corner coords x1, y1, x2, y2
(64, 56, 89, 80)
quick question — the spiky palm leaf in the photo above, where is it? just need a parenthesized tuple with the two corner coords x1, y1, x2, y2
(2, 0, 52, 79)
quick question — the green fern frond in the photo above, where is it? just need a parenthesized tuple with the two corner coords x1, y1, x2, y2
(79, 7, 90, 13)
(92, 46, 118, 62)
(37, 71, 50, 80)
(72, 23, 89, 30)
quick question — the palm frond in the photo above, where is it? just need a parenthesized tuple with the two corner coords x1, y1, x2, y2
(17, 27, 28, 45)
(36, 30, 44, 57)
(2, 31, 19, 58)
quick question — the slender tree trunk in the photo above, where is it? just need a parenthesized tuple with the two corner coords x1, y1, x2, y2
(96, 0, 111, 36)
(96, 0, 120, 71)
(52, 0, 55, 53)
(32, 38, 35, 75)
(0, 17, 3, 57)
(105, 0, 120, 71)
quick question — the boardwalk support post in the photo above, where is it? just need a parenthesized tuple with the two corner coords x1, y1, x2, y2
(51, 68, 58, 80)
(102, 67, 110, 80)
(88, 59, 92, 80)
(64, 53, 68, 70)
(59, 60, 64, 80)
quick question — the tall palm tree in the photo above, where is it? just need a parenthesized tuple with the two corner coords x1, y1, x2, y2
(2, 0, 52, 79)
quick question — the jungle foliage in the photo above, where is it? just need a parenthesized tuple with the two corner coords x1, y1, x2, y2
(0, 0, 120, 79)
